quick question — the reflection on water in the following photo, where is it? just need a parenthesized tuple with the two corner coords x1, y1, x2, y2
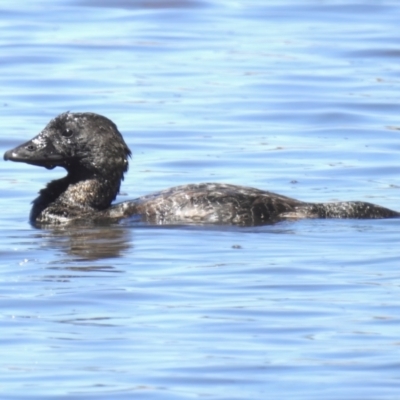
(33, 224, 133, 260)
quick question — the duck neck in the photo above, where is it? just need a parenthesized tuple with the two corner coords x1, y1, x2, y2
(30, 172, 122, 224)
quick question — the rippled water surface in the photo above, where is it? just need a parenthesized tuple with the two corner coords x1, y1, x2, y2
(1, 1, 400, 399)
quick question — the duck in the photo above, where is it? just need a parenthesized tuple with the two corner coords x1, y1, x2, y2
(3, 112, 399, 226)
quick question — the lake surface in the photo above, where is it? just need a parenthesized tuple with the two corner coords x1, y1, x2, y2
(1, 0, 400, 398)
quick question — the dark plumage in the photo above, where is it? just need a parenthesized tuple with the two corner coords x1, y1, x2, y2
(3, 112, 399, 226)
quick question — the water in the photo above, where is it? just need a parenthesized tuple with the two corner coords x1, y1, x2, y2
(1, 0, 400, 398)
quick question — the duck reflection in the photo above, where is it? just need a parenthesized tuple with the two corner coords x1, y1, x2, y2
(33, 222, 133, 261)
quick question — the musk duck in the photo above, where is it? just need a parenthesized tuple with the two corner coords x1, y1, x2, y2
(4, 112, 399, 226)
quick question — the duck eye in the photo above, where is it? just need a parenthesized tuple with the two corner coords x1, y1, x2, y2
(62, 128, 73, 138)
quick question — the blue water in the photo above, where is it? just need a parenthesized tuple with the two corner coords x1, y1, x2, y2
(1, 1, 400, 399)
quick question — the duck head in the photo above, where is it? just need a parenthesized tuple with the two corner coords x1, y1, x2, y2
(4, 112, 131, 180)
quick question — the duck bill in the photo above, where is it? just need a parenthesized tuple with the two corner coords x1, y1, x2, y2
(3, 134, 62, 170)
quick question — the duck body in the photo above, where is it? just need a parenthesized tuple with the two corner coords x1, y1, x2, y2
(111, 183, 307, 225)
(113, 183, 399, 225)
(4, 112, 399, 226)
